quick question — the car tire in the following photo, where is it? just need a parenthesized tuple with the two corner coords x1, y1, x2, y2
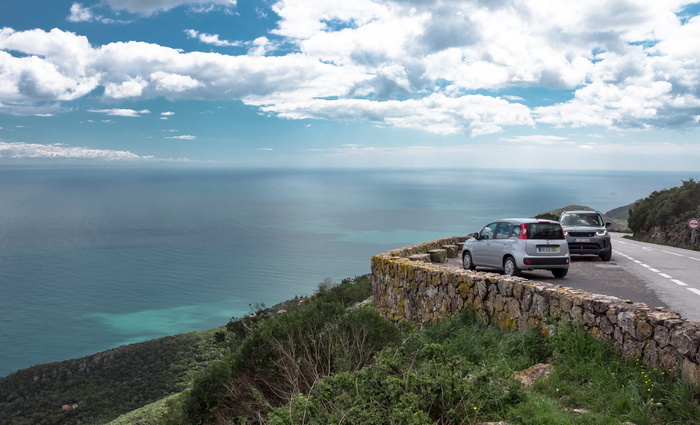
(600, 248, 612, 261)
(551, 269, 568, 278)
(462, 251, 475, 270)
(503, 256, 521, 277)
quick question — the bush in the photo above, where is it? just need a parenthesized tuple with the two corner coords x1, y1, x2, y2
(162, 275, 399, 425)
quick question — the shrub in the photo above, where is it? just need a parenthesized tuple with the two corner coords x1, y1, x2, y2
(162, 275, 399, 424)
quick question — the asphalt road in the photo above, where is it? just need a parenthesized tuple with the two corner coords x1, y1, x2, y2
(609, 232, 700, 323)
(447, 233, 700, 322)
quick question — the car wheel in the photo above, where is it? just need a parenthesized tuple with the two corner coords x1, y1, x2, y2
(552, 269, 568, 278)
(462, 251, 475, 270)
(503, 256, 521, 277)
(600, 248, 612, 261)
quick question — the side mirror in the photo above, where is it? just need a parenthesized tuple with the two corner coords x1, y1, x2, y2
(472, 232, 480, 239)
(605, 222, 612, 227)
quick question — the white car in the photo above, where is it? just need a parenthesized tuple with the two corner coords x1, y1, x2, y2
(462, 218, 570, 278)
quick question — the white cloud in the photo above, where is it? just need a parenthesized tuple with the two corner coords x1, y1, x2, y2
(150, 71, 203, 92)
(88, 108, 151, 117)
(104, 0, 235, 16)
(67, 3, 95, 22)
(2, 1, 700, 137)
(185, 29, 240, 47)
(165, 135, 197, 140)
(0, 102, 65, 116)
(0, 141, 148, 160)
(257, 93, 534, 136)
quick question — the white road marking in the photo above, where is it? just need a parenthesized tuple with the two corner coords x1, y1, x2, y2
(617, 244, 700, 300)
(643, 247, 653, 251)
(687, 288, 700, 296)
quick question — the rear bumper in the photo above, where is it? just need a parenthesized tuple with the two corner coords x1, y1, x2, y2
(518, 257, 570, 269)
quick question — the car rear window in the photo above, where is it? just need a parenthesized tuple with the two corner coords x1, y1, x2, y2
(527, 223, 564, 239)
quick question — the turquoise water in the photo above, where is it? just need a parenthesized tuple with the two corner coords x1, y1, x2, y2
(0, 166, 694, 377)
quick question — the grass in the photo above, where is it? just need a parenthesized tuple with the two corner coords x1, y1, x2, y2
(263, 310, 700, 425)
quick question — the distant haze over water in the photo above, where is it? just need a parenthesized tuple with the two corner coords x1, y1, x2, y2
(0, 166, 695, 377)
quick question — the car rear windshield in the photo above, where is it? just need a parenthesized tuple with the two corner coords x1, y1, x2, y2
(527, 223, 564, 239)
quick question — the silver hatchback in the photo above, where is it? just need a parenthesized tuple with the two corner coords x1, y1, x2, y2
(461, 218, 570, 278)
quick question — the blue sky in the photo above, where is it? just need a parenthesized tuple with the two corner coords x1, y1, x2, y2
(1, 0, 700, 169)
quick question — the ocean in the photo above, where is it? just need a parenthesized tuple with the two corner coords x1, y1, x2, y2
(0, 166, 695, 377)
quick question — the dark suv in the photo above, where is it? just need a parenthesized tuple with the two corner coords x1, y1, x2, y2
(559, 210, 612, 261)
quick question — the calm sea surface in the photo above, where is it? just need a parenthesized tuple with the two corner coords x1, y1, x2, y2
(0, 167, 695, 376)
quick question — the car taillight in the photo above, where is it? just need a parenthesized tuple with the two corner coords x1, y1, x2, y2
(559, 225, 565, 239)
(518, 223, 528, 239)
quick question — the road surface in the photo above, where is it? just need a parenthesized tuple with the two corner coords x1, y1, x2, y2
(609, 232, 700, 322)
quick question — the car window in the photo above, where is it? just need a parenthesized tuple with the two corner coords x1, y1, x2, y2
(495, 222, 513, 239)
(511, 225, 521, 238)
(527, 223, 564, 239)
(480, 223, 498, 240)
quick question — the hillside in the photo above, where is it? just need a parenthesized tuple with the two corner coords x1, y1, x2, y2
(628, 178, 700, 249)
(0, 328, 225, 425)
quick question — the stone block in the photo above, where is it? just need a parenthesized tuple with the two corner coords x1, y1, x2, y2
(429, 249, 447, 263)
(441, 244, 459, 258)
(636, 320, 654, 341)
(654, 326, 670, 347)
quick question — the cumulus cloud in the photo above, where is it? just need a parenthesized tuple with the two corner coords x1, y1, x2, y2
(2, 0, 700, 136)
(67, 3, 95, 22)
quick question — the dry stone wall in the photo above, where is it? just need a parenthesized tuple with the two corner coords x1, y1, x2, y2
(371, 236, 700, 385)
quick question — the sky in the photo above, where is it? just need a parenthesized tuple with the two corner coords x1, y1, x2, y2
(1, 0, 700, 170)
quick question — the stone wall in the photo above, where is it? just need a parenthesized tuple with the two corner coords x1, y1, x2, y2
(371, 236, 700, 385)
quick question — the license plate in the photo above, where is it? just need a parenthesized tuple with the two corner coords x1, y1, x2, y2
(537, 246, 559, 253)
(573, 238, 590, 242)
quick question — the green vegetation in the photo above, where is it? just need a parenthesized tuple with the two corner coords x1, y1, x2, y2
(5, 276, 699, 425)
(160, 275, 398, 425)
(0, 328, 225, 425)
(261, 313, 700, 425)
(155, 278, 699, 425)
(629, 178, 700, 237)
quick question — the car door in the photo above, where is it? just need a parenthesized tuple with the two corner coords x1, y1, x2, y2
(489, 222, 513, 266)
(471, 222, 498, 266)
